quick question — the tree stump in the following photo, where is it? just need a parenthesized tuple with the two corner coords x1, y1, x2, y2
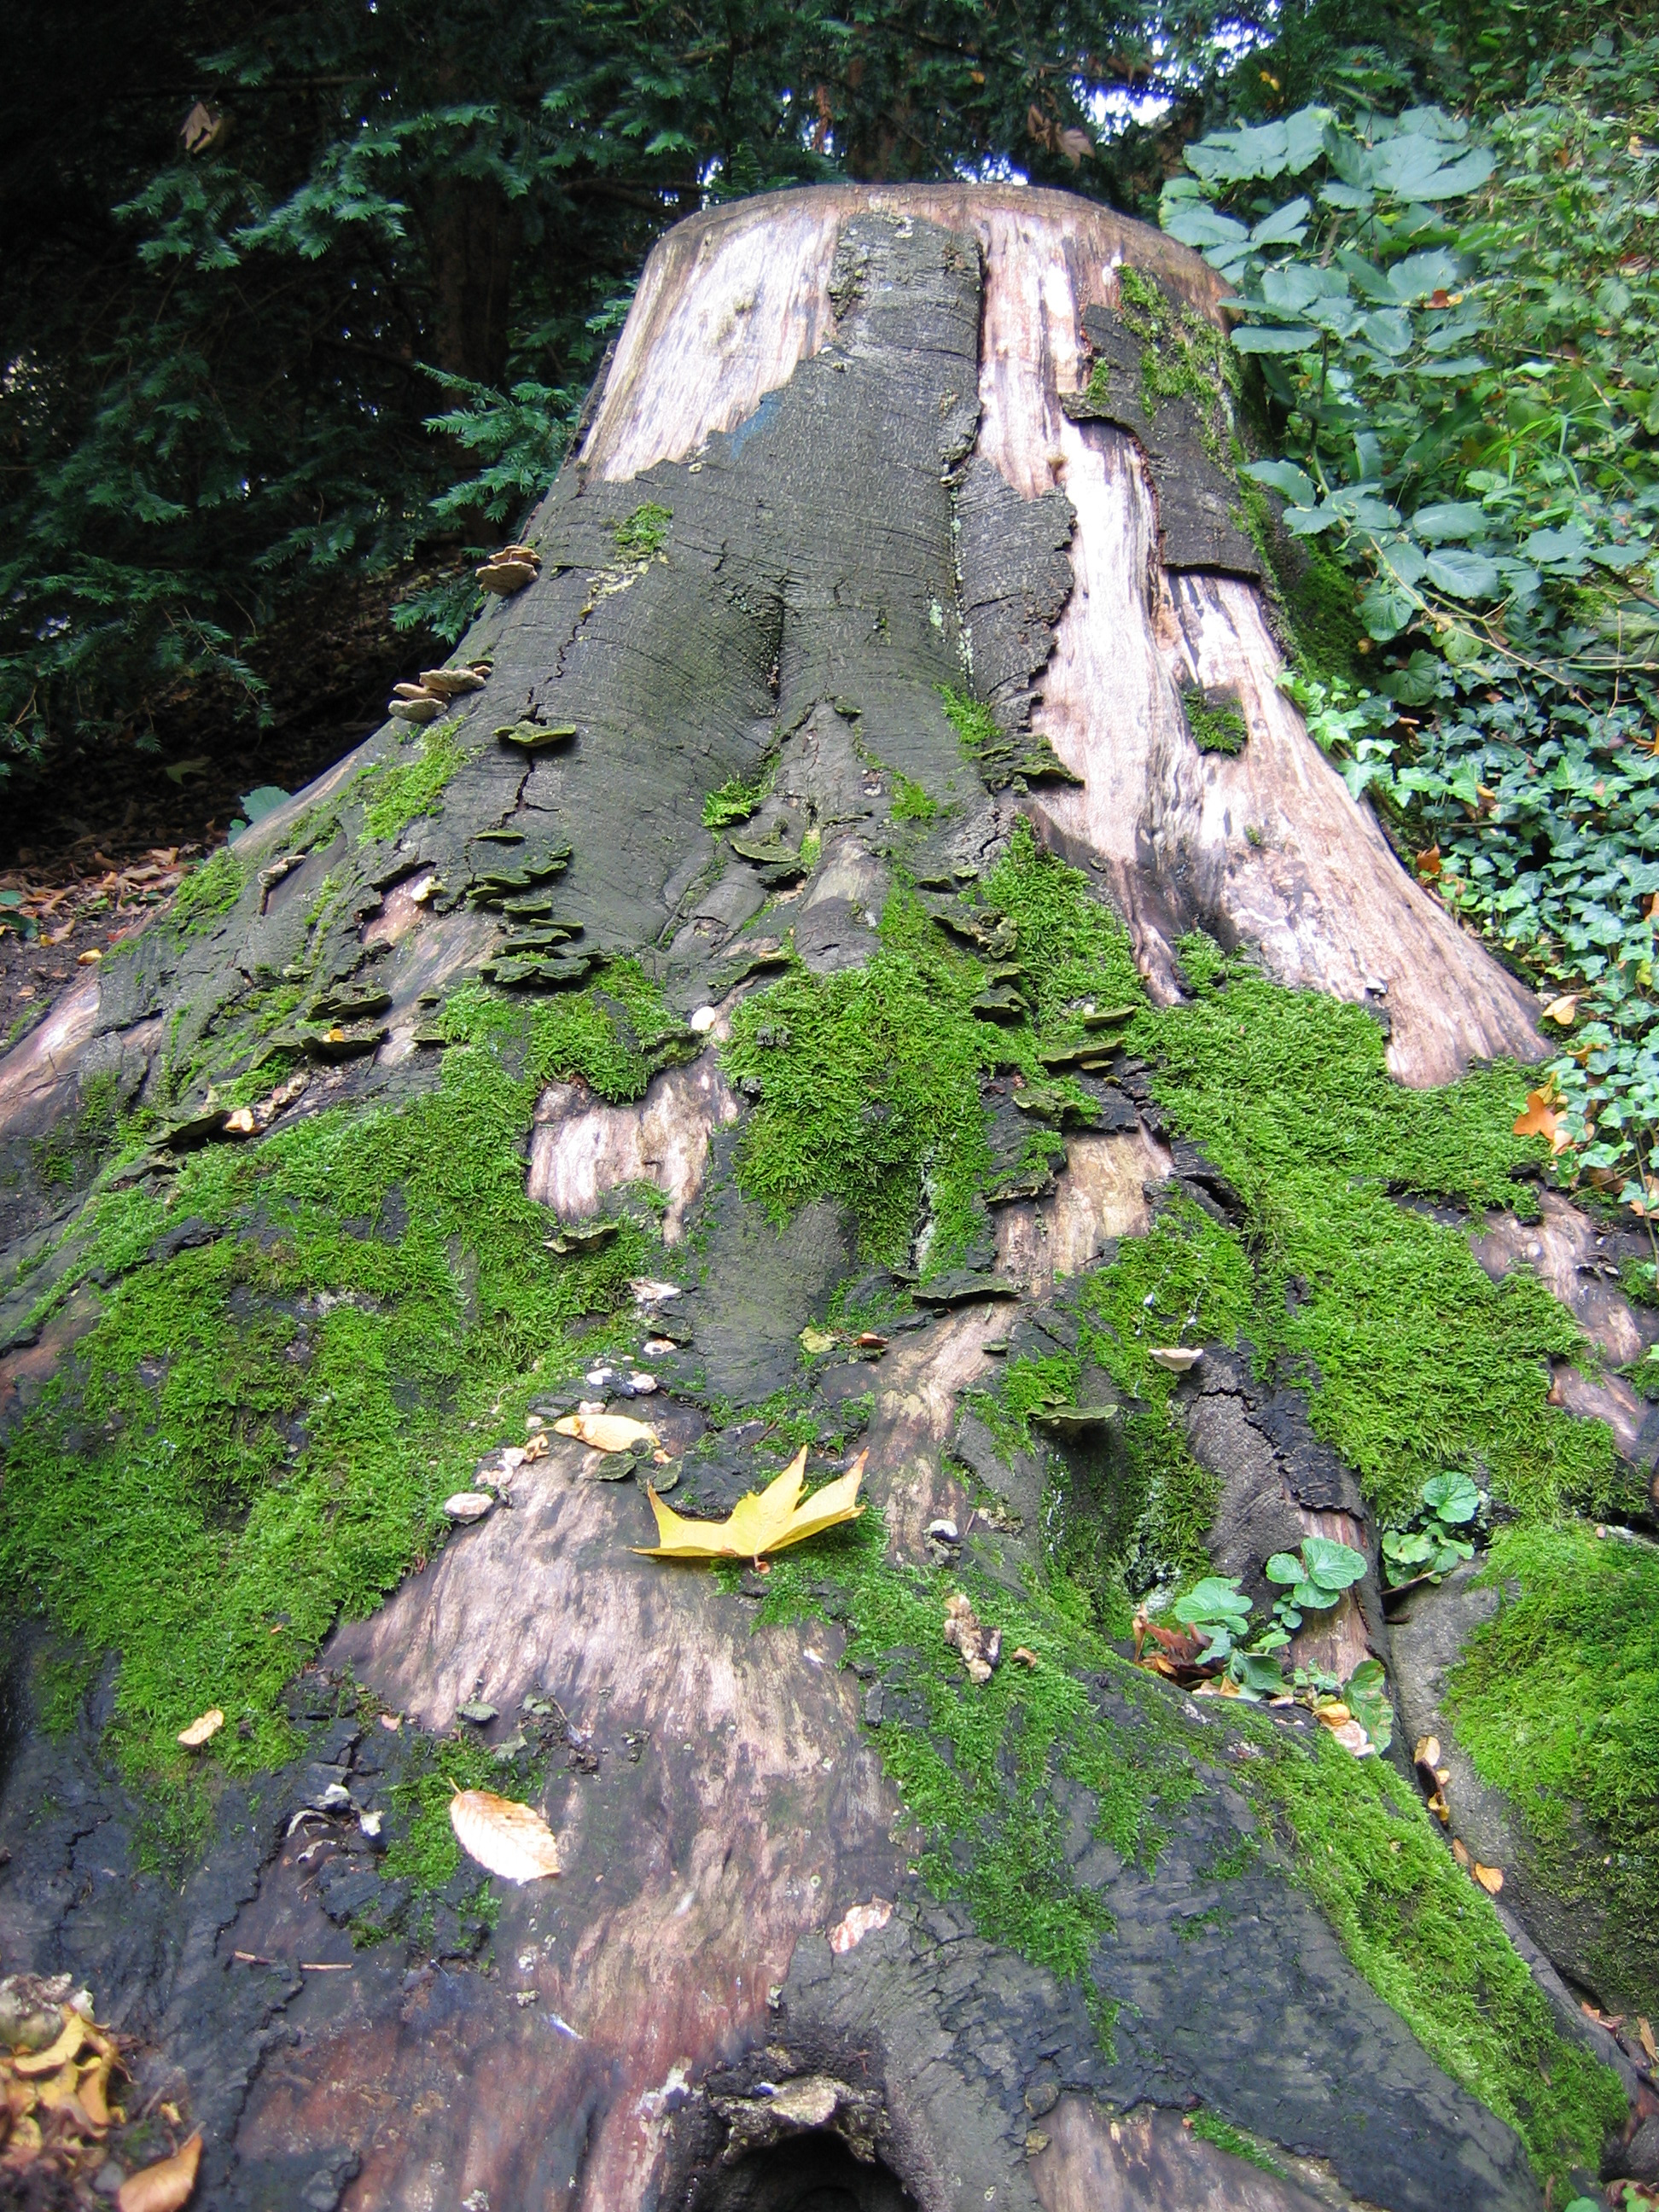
(0, 186, 1634, 2212)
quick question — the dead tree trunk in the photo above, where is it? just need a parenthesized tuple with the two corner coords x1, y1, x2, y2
(0, 187, 1634, 2212)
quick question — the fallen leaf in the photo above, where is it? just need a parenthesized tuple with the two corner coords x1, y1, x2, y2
(1452, 1837, 1470, 1868)
(1010, 1646, 1039, 1668)
(1513, 1086, 1572, 1153)
(637, 1447, 865, 1563)
(1427, 1788, 1449, 1823)
(77, 949, 102, 965)
(554, 1412, 660, 1454)
(222, 1108, 256, 1136)
(79, 2055, 114, 2128)
(1148, 1347, 1202, 1372)
(118, 2130, 201, 2212)
(1542, 993, 1580, 1024)
(1473, 1861, 1504, 1894)
(828, 1899, 893, 1954)
(1328, 1718, 1374, 1756)
(1314, 1700, 1352, 1727)
(15, 2012, 88, 2076)
(943, 1591, 1002, 1685)
(799, 1326, 836, 1355)
(176, 1708, 224, 1750)
(1640, 2017, 1657, 2064)
(1414, 1734, 1441, 1768)
(448, 1790, 561, 1883)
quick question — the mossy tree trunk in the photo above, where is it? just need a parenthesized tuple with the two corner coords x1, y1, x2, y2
(0, 188, 1645, 2212)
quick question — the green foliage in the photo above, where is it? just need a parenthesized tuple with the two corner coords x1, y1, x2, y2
(1261, 1725, 1626, 2186)
(1163, 42, 1659, 1194)
(1447, 1521, 1659, 2012)
(1265, 1534, 1368, 1629)
(1381, 1468, 1481, 1584)
(358, 721, 465, 845)
(1132, 940, 1614, 1523)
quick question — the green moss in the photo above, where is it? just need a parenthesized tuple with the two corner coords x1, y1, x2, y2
(1447, 1522, 1659, 2013)
(29, 1070, 121, 1190)
(169, 846, 246, 932)
(1183, 687, 1249, 755)
(358, 719, 463, 845)
(1130, 940, 1611, 1525)
(614, 501, 672, 562)
(724, 936, 992, 1271)
(0, 1016, 654, 1814)
(938, 683, 1004, 765)
(721, 820, 1144, 1276)
(753, 1508, 1203, 2043)
(1115, 265, 1237, 463)
(702, 768, 771, 830)
(1187, 2110, 1286, 2177)
(1260, 1729, 1626, 2186)
(889, 771, 940, 823)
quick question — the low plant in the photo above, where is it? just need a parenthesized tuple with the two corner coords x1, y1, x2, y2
(1265, 1534, 1367, 1633)
(1381, 1470, 1481, 1587)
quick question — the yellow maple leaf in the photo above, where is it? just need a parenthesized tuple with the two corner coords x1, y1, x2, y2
(635, 1445, 866, 1563)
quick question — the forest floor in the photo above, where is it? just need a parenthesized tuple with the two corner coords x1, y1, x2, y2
(0, 574, 440, 1047)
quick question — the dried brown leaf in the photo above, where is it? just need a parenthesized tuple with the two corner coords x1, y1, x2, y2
(554, 1412, 659, 1454)
(117, 2130, 201, 2212)
(448, 1790, 561, 1883)
(176, 1708, 224, 1750)
(1473, 1861, 1504, 1895)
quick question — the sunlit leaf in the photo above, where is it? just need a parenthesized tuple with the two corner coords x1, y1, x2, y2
(635, 1445, 866, 1562)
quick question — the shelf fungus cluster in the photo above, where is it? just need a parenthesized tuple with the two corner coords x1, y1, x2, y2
(476, 541, 542, 597)
(387, 661, 490, 724)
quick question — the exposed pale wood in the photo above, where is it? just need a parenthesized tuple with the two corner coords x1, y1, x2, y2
(527, 1055, 740, 1240)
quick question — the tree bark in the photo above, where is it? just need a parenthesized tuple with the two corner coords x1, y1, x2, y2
(0, 186, 1630, 2212)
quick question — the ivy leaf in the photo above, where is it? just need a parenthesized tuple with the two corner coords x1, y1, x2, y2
(1522, 525, 1592, 568)
(1359, 578, 1417, 640)
(1162, 203, 1249, 253)
(1358, 309, 1414, 356)
(1388, 247, 1464, 302)
(1173, 1576, 1253, 1627)
(1283, 105, 1334, 173)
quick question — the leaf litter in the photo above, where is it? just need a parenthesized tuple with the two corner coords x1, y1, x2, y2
(635, 1446, 865, 1564)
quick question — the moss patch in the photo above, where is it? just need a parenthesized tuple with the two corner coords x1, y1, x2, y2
(722, 823, 1144, 1273)
(1260, 1726, 1625, 2185)
(1447, 1522, 1659, 2014)
(754, 1507, 1201, 2042)
(169, 846, 247, 932)
(0, 1003, 653, 1829)
(358, 719, 465, 845)
(1183, 687, 1249, 755)
(1130, 939, 1614, 1525)
(1187, 2110, 1286, 2177)
(613, 501, 672, 562)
